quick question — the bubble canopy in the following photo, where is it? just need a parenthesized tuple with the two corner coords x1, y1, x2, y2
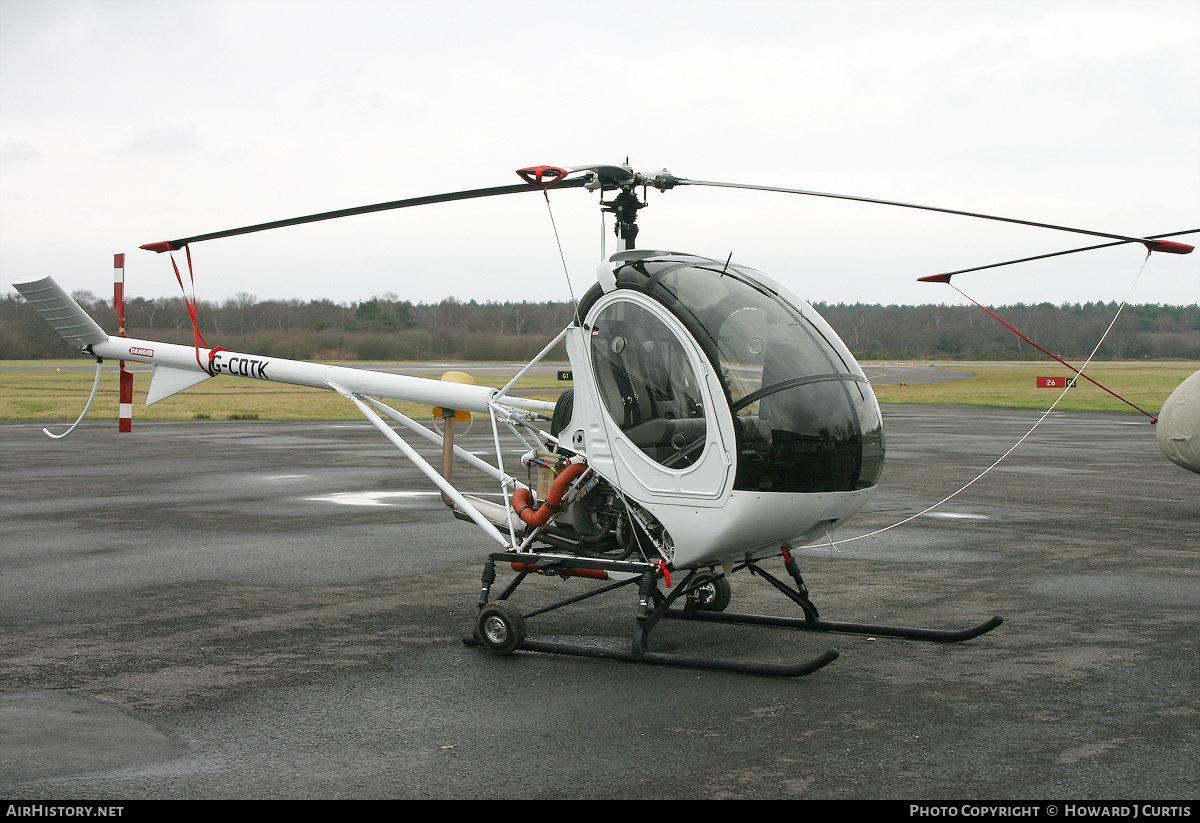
(580, 253, 885, 494)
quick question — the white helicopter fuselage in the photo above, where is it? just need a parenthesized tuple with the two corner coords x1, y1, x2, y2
(17, 250, 886, 571)
(550, 251, 885, 568)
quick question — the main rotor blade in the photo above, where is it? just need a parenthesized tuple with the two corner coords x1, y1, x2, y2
(674, 178, 1195, 255)
(141, 176, 590, 252)
(917, 229, 1200, 283)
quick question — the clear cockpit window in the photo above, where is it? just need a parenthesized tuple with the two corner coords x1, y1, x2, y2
(589, 301, 707, 469)
(610, 260, 884, 492)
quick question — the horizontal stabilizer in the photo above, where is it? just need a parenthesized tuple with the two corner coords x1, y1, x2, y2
(146, 364, 212, 406)
(12, 277, 108, 347)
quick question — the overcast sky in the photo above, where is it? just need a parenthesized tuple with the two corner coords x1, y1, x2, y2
(2, 0, 1197, 312)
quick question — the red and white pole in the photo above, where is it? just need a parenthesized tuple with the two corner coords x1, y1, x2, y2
(114, 253, 133, 433)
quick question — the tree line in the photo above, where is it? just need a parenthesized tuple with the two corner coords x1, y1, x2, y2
(816, 301, 1199, 361)
(2, 289, 1197, 362)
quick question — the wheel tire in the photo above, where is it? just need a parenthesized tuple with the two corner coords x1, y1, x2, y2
(476, 600, 526, 655)
(691, 572, 731, 612)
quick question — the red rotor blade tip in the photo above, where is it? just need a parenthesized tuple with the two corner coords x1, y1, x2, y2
(140, 241, 182, 253)
(1144, 239, 1194, 255)
(918, 273, 953, 283)
(516, 166, 569, 185)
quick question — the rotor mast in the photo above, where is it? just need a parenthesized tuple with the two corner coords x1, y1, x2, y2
(602, 187, 645, 250)
(572, 161, 680, 251)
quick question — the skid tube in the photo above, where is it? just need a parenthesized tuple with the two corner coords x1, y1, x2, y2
(462, 552, 840, 678)
(662, 556, 1003, 642)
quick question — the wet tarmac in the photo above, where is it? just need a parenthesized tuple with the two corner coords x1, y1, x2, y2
(1, 405, 1196, 799)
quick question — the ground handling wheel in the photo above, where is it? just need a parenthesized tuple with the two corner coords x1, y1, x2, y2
(689, 571, 731, 612)
(476, 600, 526, 654)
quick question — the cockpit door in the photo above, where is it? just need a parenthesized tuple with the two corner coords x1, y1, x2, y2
(580, 291, 732, 503)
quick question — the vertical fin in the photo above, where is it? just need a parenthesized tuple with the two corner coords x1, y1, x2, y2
(12, 277, 109, 347)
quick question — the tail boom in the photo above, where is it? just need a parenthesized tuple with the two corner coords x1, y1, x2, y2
(15, 276, 500, 412)
(89, 336, 500, 411)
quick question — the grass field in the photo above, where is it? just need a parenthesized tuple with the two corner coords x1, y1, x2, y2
(1, 358, 1196, 421)
(0, 360, 572, 422)
(869, 361, 1198, 416)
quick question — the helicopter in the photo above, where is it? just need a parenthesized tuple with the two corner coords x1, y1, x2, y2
(13, 162, 1197, 677)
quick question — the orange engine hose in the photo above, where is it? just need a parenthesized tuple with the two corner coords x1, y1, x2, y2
(511, 462, 588, 527)
(511, 562, 608, 580)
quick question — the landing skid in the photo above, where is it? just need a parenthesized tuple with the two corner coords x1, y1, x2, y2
(663, 556, 1003, 642)
(463, 550, 1002, 678)
(664, 608, 1003, 642)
